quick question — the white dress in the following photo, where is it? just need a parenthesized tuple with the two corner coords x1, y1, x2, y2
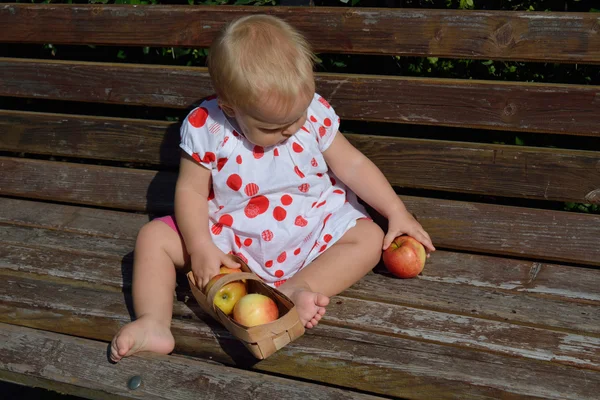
(180, 93, 369, 287)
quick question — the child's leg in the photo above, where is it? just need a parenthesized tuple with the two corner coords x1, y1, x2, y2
(279, 219, 384, 328)
(110, 220, 188, 362)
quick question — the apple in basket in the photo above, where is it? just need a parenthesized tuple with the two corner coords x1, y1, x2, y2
(233, 293, 279, 327)
(220, 266, 241, 275)
(204, 274, 247, 315)
(382, 235, 426, 279)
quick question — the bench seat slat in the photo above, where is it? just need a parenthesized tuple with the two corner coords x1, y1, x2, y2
(1, 5, 599, 63)
(0, 323, 383, 400)
(1, 216, 598, 305)
(2, 110, 599, 204)
(2, 58, 599, 136)
(1, 223, 599, 360)
(1, 199, 598, 303)
(1, 274, 599, 399)
(1, 158, 598, 265)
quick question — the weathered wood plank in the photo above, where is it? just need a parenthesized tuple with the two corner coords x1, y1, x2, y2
(0, 225, 135, 259)
(404, 251, 600, 304)
(347, 272, 600, 335)
(0, 323, 383, 400)
(2, 227, 599, 370)
(1, 5, 599, 63)
(2, 216, 599, 304)
(402, 196, 600, 266)
(2, 274, 599, 399)
(0, 197, 145, 240)
(2, 225, 599, 329)
(326, 296, 600, 371)
(350, 135, 600, 203)
(0, 157, 177, 212)
(3, 111, 599, 203)
(2, 158, 598, 264)
(2, 58, 599, 136)
(0, 110, 180, 166)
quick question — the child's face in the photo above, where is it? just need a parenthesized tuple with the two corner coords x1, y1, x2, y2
(224, 91, 314, 147)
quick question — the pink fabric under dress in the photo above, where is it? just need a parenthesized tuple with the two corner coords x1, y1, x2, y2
(166, 93, 369, 287)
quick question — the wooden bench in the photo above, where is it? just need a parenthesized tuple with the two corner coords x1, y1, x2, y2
(1, 4, 599, 399)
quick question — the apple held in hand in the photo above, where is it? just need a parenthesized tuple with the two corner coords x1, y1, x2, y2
(220, 266, 241, 274)
(204, 274, 247, 315)
(383, 235, 426, 279)
(233, 293, 279, 327)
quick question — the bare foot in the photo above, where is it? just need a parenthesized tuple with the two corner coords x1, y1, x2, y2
(110, 316, 175, 362)
(281, 287, 330, 329)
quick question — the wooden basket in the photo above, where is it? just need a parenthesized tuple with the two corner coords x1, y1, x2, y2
(186, 256, 305, 359)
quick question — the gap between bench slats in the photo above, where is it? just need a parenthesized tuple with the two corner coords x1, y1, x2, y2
(1, 158, 598, 265)
(0, 5, 599, 63)
(1, 58, 599, 136)
(2, 110, 599, 204)
(2, 234, 599, 371)
(0, 323, 383, 400)
(1, 274, 598, 400)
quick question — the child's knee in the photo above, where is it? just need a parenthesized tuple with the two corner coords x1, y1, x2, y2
(356, 219, 385, 264)
(136, 220, 174, 251)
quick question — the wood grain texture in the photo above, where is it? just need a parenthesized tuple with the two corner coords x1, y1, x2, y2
(0, 323, 383, 400)
(1, 158, 598, 264)
(402, 195, 600, 266)
(1, 5, 599, 62)
(2, 223, 599, 331)
(2, 238, 598, 371)
(3, 110, 599, 203)
(0, 197, 146, 240)
(0, 157, 177, 212)
(0, 110, 179, 166)
(2, 58, 599, 136)
(2, 274, 599, 399)
(2, 201, 598, 304)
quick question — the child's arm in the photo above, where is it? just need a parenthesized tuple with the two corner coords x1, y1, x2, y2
(175, 153, 240, 289)
(323, 132, 435, 253)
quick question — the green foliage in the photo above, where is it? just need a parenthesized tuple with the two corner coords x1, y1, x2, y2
(564, 202, 599, 214)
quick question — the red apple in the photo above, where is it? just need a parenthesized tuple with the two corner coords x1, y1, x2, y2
(383, 235, 426, 278)
(219, 265, 246, 283)
(204, 274, 247, 315)
(233, 293, 279, 327)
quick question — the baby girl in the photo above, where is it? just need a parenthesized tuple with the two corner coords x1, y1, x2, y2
(110, 14, 435, 362)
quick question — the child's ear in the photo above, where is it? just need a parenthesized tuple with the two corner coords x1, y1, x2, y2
(218, 100, 235, 117)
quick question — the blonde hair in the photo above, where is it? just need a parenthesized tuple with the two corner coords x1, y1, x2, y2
(208, 14, 316, 112)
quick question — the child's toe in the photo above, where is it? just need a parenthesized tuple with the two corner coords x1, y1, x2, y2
(316, 293, 330, 307)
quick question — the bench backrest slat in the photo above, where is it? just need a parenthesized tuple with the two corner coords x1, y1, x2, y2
(1, 5, 599, 63)
(2, 58, 598, 136)
(2, 110, 599, 204)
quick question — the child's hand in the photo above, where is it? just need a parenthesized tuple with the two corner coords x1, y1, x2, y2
(190, 241, 240, 290)
(383, 210, 436, 255)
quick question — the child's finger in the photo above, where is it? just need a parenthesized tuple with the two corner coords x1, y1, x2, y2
(417, 230, 436, 252)
(382, 232, 396, 251)
(221, 255, 241, 269)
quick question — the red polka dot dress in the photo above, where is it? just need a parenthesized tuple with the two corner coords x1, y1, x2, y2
(179, 93, 369, 287)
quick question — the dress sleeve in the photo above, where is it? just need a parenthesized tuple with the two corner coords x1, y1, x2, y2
(179, 106, 222, 169)
(309, 94, 341, 152)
